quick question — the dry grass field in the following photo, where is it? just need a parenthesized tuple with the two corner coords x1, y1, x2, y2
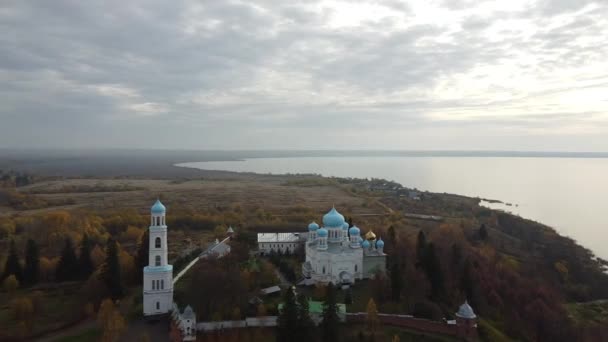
(6, 176, 389, 225)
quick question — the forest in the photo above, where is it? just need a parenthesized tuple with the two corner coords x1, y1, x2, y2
(1, 173, 607, 341)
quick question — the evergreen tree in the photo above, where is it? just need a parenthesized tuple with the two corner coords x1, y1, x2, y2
(416, 231, 427, 266)
(296, 293, 315, 342)
(78, 234, 94, 279)
(277, 287, 299, 342)
(390, 261, 402, 302)
(24, 239, 39, 286)
(2, 239, 23, 283)
(460, 260, 474, 302)
(135, 230, 149, 285)
(387, 225, 396, 247)
(479, 224, 488, 240)
(321, 283, 340, 342)
(422, 243, 444, 300)
(101, 238, 123, 299)
(56, 238, 79, 281)
(344, 288, 353, 305)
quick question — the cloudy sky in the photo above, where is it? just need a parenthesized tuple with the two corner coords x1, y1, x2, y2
(1, 0, 607, 151)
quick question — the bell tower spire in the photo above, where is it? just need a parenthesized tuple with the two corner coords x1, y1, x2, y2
(143, 199, 173, 317)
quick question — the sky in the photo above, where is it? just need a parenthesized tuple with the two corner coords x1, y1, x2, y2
(1, 0, 607, 151)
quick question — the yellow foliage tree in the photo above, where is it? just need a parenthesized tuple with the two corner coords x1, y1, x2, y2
(10, 297, 33, 322)
(91, 245, 106, 268)
(366, 298, 379, 336)
(98, 299, 126, 342)
(38, 256, 53, 281)
(4, 275, 19, 293)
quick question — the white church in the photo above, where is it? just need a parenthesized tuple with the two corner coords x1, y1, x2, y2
(302, 207, 387, 286)
(143, 199, 174, 316)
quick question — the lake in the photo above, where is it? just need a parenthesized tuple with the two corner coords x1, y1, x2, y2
(177, 156, 608, 259)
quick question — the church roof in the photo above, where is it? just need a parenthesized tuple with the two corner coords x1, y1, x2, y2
(323, 207, 345, 228)
(376, 238, 384, 247)
(308, 222, 320, 231)
(455, 301, 477, 319)
(365, 230, 377, 240)
(151, 199, 166, 214)
(182, 305, 195, 319)
(317, 228, 328, 237)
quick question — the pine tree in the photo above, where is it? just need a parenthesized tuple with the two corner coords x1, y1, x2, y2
(135, 230, 149, 285)
(390, 261, 402, 302)
(479, 224, 488, 240)
(24, 239, 39, 286)
(321, 283, 340, 342)
(101, 238, 123, 299)
(78, 234, 94, 280)
(344, 288, 353, 305)
(296, 293, 314, 342)
(416, 231, 427, 266)
(56, 238, 79, 281)
(387, 225, 396, 247)
(422, 243, 444, 300)
(277, 287, 299, 342)
(3, 239, 23, 283)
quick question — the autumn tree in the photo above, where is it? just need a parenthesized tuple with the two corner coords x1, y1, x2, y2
(78, 234, 95, 280)
(100, 238, 123, 299)
(4, 274, 19, 293)
(56, 238, 79, 281)
(98, 299, 126, 342)
(366, 298, 380, 336)
(321, 283, 340, 342)
(24, 239, 39, 286)
(3, 239, 23, 282)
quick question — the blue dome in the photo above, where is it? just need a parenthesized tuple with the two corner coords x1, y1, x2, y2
(323, 207, 345, 227)
(361, 240, 370, 248)
(151, 199, 166, 214)
(342, 222, 350, 230)
(349, 226, 360, 235)
(376, 239, 384, 248)
(358, 236, 364, 242)
(317, 228, 328, 237)
(308, 222, 319, 231)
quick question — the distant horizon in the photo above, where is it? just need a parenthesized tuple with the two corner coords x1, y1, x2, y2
(2, 148, 608, 157)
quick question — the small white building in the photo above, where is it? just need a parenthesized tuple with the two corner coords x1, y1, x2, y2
(172, 303, 197, 341)
(143, 200, 174, 317)
(257, 232, 306, 254)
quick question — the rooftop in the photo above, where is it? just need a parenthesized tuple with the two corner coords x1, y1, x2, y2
(257, 232, 304, 243)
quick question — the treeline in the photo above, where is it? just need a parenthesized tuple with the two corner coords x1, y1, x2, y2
(0, 170, 35, 188)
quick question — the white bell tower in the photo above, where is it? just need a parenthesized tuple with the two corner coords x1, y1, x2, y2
(143, 199, 174, 317)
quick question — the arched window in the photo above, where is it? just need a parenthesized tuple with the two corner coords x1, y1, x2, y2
(152, 279, 155, 290)
(155, 237, 161, 248)
(157, 217, 161, 226)
(355, 264, 358, 272)
(155, 255, 161, 266)
(156, 302, 160, 310)
(161, 279, 164, 289)
(322, 266, 326, 274)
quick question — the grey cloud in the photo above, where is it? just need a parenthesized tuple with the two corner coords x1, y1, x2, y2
(0, 0, 607, 150)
